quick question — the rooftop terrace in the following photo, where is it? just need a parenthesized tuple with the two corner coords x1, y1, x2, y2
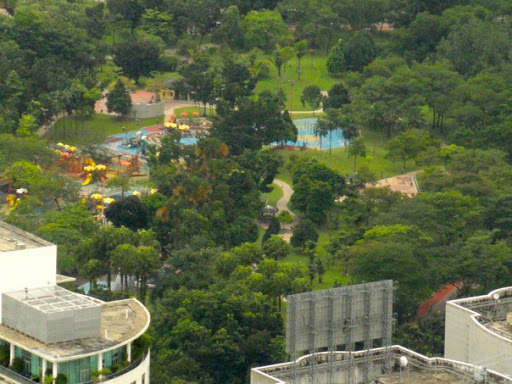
(4, 285, 98, 314)
(0, 221, 52, 252)
(251, 346, 511, 384)
(448, 287, 512, 341)
(0, 298, 149, 362)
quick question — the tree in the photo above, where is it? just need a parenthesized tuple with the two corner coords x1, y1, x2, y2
(78, 226, 136, 292)
(104, 195, 150, 231)
(113, 38, 161, 84)
(300, 85, 322, 115)
(290, 159, 346, 223)
(15, 114, 37, 137)
(414, 61, 461, 132)
(262, 216, 281, 243)
(105, 172, 132, 198)
(401, 12, 446, 62)
(386, 129, 438, 170)
(81, 259, 102, 291)
(179, 53, 214, 115)
(327, 40, 345, 75)
(212, 6, 244, 50)
(291, 219, 318, 248)
(315, 109, 345, 154)
(106, 80, 132, 118)
(348, 138, 367, 172)
(294, 40, 310, 80)
(277, 210, 293, 230)
(313, 118, 328, 150)
(437, 19, 511, 77)
(242, 10, 289, 52)
(138, 9, 175, 44)
(348, 62, 425, 138)
(347, 240, 427, 321)
(270, 45, 296, 85)
(228, 216, 259, 247)
(341, 31, 377, 72)
(262, 235, 292, 260)
(323, 83, 350, 110)
(133, 245, 161, 302)
(212, 92, 296, 154)
(107, 0, 144, 31)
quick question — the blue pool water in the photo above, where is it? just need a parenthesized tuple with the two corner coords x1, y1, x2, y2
(280, 118, 345, 149)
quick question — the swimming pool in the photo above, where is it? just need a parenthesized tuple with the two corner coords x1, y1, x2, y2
(281, 118, 345, 149)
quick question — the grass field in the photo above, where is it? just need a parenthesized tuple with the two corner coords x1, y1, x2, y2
(173, 106, 216, 117)
(48, 114, 164, 146)
(279, 248, 351, 290)
(255, 54, 338, 111)
(261, 183, 283, 206)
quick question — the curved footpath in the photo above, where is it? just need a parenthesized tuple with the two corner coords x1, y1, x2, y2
(273, 178, 298, 242)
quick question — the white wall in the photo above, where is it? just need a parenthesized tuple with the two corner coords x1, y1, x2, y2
(445, 293, 512, 376)
(104, 351, 150, 384)
(0, 245, 57, 323)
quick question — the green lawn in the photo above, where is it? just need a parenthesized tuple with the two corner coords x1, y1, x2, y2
(290, 111, 325, 119)
(261, 183, 283, 206)
(173, 106, 216, 117)
(255, 54, 338, 111)
(48, 114, 164, 146)
(279, 247, 350, 290)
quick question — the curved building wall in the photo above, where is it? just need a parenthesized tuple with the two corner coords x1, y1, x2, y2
(445, 287, 512, 376)
(103, 350, 150, 384)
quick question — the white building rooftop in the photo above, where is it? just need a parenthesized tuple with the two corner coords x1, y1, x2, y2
(251, 345, 512, 384)
(4, 286, 98, 314)
(0, 221, 52, 251)
(0, 298, 149, 362)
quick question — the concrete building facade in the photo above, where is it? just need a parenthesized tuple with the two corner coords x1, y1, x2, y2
(445, 286, 512, 376)
(0, 222, 151, 384)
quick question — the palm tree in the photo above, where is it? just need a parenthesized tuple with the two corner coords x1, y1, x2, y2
(106, 171, 132, 198)
(316, 110, 344, 154)
(294, 40, 311, 80)
(348, 138, 367, 172)
(314, 120, 328, 150)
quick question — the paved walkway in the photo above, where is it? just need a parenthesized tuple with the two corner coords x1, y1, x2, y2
(163, 100, 198, 119)
(273, 178, 298, 243)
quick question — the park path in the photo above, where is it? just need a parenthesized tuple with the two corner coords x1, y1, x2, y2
(274, 178, 298, 243)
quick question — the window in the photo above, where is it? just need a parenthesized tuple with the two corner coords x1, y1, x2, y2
(79, 369, 90, 383)
(22, 349, 31, 375)
(112, 353, 119, 366)
(142, 373, 146, 384)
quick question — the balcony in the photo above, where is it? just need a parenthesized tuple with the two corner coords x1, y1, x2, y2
(0, 365, 35, 384)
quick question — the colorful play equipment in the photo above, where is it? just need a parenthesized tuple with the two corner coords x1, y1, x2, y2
(6, 194, 15, 206)
(82, 174, 92, 186)
(82, 162, 107, 185)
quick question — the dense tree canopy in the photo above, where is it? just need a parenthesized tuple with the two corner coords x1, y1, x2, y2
(6, 0, 512, 381)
